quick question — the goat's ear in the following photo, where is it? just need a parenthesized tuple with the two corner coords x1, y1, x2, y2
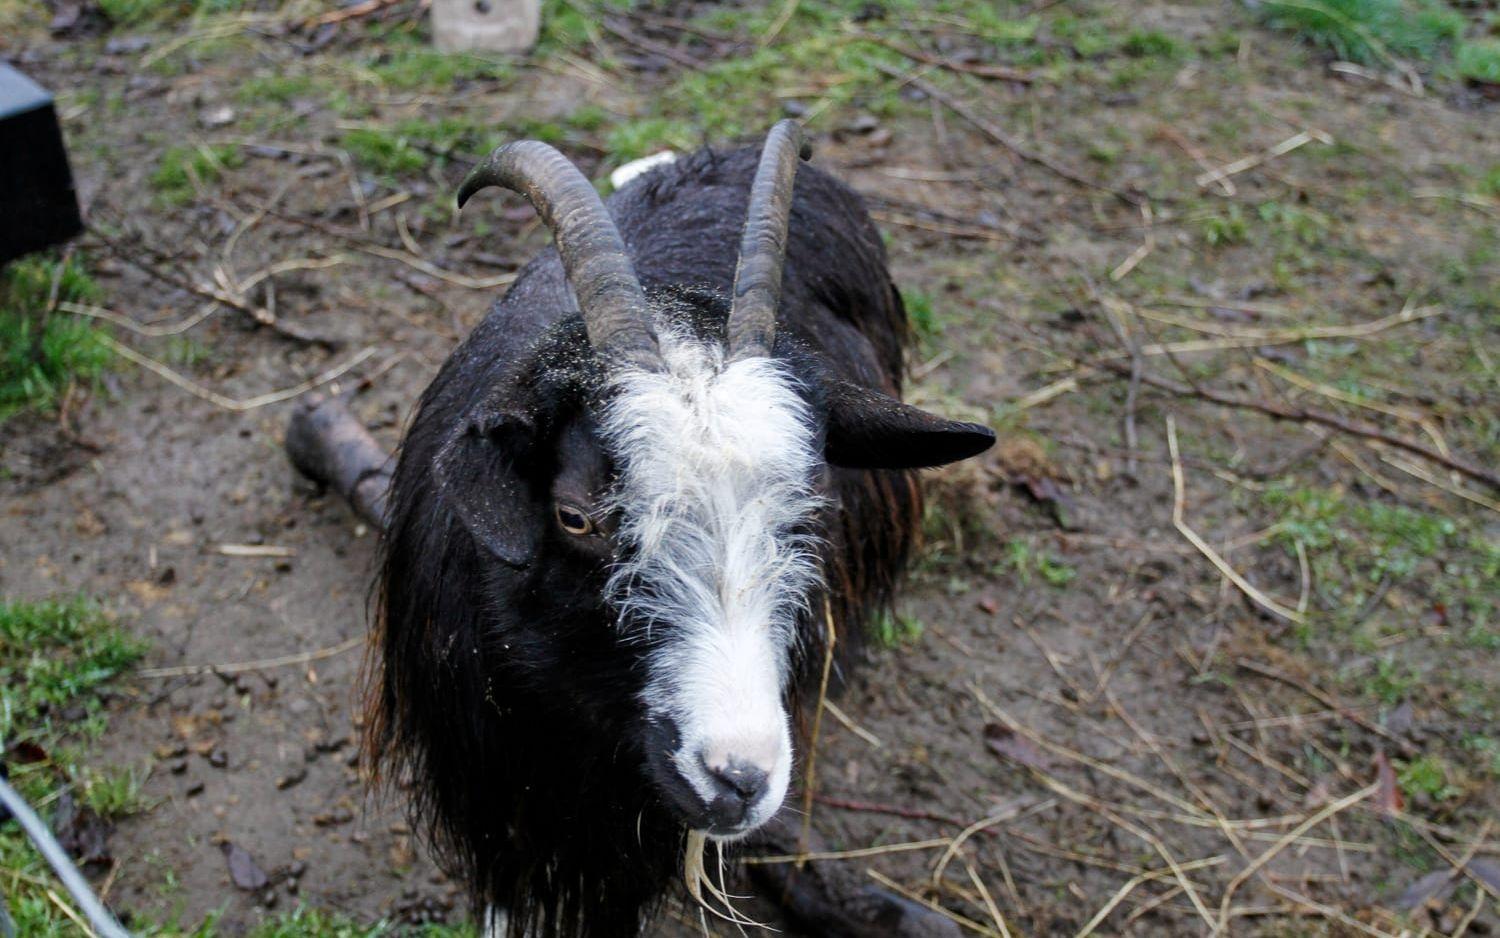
(432, 406, 539, 567)
(824, 380, 995, 470)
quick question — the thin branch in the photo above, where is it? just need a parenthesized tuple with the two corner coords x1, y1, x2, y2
(1104, 363, 1498, 492)
(104, 338, 376, 413)
(873, 63, 1144, 206)
(1168, 415, 1306, 624)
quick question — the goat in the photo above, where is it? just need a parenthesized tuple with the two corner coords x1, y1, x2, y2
(288, 121, 994, 937)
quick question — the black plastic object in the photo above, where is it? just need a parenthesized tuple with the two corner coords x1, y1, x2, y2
(0, 64, 83, 264)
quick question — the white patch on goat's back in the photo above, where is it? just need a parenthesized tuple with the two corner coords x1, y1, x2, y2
(601, 332, 820, 832)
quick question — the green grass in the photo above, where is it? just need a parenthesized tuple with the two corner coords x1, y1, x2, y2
(903, 288, 943, 347)
(150, 144, 244, 206)
(79, 764, 152, 819)
(603, 117, 697, 164)
(0, 596, 146, 934)
(871, 609, 924, 648)
(0, 254, 113, 420)
(94, 0, 247, 24)
(1265, 484, 1458, 592)
(998, 537, 1077, 588)
(1397, 754, 1460, 802)
(1456, 39, 1500, 84)
(1255, 0, 1465, 66)
(366, 44, 513, 92)
(235, 73, 319, 105)
(340, 128, 431, 176)
(0, 596, 144, 742)
(1199, 206, 1249, 247)
(341, 107, 617, 178)
(1122, 29, 1183, 59)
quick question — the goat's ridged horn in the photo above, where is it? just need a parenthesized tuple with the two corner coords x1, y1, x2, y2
(727, 120, 812, 361)
(458, 141, 661, 370)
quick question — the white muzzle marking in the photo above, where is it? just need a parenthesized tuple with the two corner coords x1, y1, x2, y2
(602, 329, 822, 835)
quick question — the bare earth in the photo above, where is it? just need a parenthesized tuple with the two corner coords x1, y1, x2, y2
(1, 1, 1497, 934)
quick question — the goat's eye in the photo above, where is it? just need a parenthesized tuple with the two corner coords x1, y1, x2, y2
(555, 504, 594, 536)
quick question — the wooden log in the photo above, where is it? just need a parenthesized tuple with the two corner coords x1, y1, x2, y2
(285, 393, 392, 528)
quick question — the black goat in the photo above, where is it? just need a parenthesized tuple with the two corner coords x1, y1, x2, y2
(290, 122, 993, 938)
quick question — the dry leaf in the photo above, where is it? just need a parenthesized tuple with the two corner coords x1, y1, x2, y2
(983, 723, 1050, 771)
(1374, 751, 1403, 817)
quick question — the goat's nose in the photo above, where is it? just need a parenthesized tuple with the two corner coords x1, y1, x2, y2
(700, 753, 771, 826)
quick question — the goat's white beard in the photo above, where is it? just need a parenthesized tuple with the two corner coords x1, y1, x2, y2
(602, 330, 822, 833)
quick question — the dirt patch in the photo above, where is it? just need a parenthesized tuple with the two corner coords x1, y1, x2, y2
(2, 0, 1498, 934)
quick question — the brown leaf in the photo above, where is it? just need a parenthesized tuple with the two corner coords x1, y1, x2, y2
(222, 842, 269, 891)
(983, 723, 1050, 771)
(1374, 751, 1403, 817)
(52, 793, 112, 866)
(8, 740, 50, 764)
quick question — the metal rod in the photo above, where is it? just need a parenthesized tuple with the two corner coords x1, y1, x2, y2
(0, 774, 133, 938)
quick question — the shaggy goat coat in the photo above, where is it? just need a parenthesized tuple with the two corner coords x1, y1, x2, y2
(367, 147, 923, 937)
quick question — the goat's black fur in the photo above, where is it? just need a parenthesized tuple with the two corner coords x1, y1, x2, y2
(367, 146, 968, 937)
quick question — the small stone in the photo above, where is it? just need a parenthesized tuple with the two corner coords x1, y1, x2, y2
(208, 749, 229, 769)
(276, 768, 307, 790)
(315, 735, 350, 754)
(313, 809, 353, 827)
(185, 781, 205, 797)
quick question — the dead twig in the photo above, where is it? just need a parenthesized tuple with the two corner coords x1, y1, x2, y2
(1167, 415, 1305, 623)
(1104, 364, 1499, 492)
(866, 869, 1000, 938)
(872, 63, 1144, 206)
(796, 598, 837, 867)
(303, 0, 415, 29)
(1214, 784, 1377, 932)
(857, 33, 1035, 83)
(1194, 129, 1332, 190)
(1159, 123, 1234, 196)
(88, 226, 335, 349)
(136, 635, 365, 679)
(822, 700, 882, 748)
(599, 15, 706, 69)
(744, 838, 953, 865)
(104, 337, 376, 413)
(1075, 856, 1228, 938)
(1234, 658, 1407, 750)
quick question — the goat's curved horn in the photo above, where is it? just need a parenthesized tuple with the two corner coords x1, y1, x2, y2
(458, 141, 661, 371)
(727, 120, 812, 361)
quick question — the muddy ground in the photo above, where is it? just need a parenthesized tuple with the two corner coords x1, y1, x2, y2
(2, 0, 1498, 934)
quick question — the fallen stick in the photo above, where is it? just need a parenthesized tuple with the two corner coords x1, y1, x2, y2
(859, 34, 1035, 83)
(1194, 129, 1332, 190)
(873, 63, 1144, 207)
(1098, 360, 1500, 492)
(285, 392, 393, 527)
(303, 0, 411, 28)
(87, 225, 336, 349)
(1168, 415, 1305, 624)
